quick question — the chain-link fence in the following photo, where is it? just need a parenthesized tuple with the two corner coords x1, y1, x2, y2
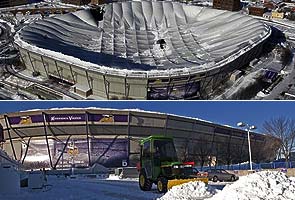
(200, 161, 295, 171)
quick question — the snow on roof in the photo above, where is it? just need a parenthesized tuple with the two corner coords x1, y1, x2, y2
(0, 19, 15, 33)
(17, 107, 254, 133)
(15, 1, 271, 78)
(20, 107, 210, 122)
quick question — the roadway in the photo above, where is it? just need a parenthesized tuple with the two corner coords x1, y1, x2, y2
(259, 19, 295, 100)
(262, 44, 295, 100)
(217, 17, 295, 100)
(4, 65, 84, 100)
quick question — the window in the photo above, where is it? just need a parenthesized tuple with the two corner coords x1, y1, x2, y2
(153, 140, 178, 162)
(142, 141, 151, 158)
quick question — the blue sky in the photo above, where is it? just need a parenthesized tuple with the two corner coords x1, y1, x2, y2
(0, 101, 293, 132)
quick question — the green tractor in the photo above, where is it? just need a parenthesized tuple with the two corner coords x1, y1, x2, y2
(138, 135, 208, 193)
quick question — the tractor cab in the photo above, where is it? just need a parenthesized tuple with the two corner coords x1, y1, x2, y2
(139, 135, 208, 193)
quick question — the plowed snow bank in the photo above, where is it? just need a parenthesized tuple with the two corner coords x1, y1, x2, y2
(209, 171, 295, 200)
(158, 181, 218, 200)
(159, 171, 295, 200)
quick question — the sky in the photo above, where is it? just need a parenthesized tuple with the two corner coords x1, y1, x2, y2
(0, 101, 294, 133)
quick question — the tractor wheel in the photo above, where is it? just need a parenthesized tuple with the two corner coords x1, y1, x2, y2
(139, 170, 152, 191)
(213, 176, 218, 182)
(231, 175, 236, 182)
(157, 177, 168, 193)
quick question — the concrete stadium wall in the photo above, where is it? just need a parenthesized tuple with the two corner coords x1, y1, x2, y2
(18, 47, 148, 99)
(0, 109, 277, 169)
(16, 30, 269, 100)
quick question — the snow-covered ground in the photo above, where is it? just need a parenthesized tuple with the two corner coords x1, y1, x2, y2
(0, 175, 162, 200)
(0, 173, 227, 200)
(2, 171, 293, 200)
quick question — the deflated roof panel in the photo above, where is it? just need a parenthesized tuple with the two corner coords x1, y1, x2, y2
(19, 1, 269, 71)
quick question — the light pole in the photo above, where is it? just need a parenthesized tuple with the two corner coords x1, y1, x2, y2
(237, 122, 256, 171)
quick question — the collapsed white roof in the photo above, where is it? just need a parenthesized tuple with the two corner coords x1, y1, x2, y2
(17, 1, 270, 74)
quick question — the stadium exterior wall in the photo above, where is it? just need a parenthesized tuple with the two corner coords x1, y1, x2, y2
(0, 108, 279, 169)
(16, 25, 271, 100)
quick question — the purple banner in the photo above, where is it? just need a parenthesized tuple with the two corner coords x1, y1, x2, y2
(148, 81, 200, 100)
(88, 114, 128, 123)
(47, 114, 85, 122)
(8, 115, 43, 125)
(8, 113, 128, 125)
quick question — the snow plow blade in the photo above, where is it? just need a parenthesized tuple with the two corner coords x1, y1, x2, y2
(167, 178, 209, 190)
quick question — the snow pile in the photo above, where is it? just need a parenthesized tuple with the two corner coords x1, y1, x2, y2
(159, 171, 295, 200)
(159, 181, 218, 200)
(91, 163, 108, 174)
(107, 174, 138, 181)
(209, 171, 295, 200)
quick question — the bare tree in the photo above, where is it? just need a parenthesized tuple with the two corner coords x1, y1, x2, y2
(192, 139, 211, 169)
(177, 138, 190, 162)
(178, 137, 211, 169)
(263, 117, 295, 164)
(252, 135, 281, 163)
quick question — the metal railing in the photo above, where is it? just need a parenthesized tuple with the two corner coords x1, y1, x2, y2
(0, 149, 20, 168)
(199, 161, 295, 171)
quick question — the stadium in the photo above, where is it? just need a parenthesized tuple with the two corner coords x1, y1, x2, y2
(0, 108, 279, 169)
(14, 1, 272, 100)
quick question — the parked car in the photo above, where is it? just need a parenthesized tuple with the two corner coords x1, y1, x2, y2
(192, 167, 208, 178)
(205, 169, 238, 182)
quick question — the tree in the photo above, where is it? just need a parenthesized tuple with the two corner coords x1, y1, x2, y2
(177, 138, 190, 163)
(252, 135, 281, 163)
(281, 47, 292, 66)
(177, 136, 211, 169)
(192, 138, 211, 170)
(263, 117, 295, 164)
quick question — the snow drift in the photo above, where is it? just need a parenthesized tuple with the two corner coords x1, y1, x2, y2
(158, 181, 218, 200)
(209, 171, 295, 200)
(159, 171, 295, 200)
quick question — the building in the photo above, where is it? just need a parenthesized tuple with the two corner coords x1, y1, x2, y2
(272, 11, 285, 18)
(229, 70, 243, 82)
(0, 0, 28, 8)
(264, 1, 276, 10)
(287, 11, 295, 20)
(0, 108, 280, 169)
(263, 12, 272, 19)
(62, 0, 91, 5)
(249, 6, 267, 17)
(0, 0, 11, 8)
(263, 1, 277, 10)
(90, 0, 108, 5)
(15, 1, 271, 100)
(213, 0, 241, 11)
